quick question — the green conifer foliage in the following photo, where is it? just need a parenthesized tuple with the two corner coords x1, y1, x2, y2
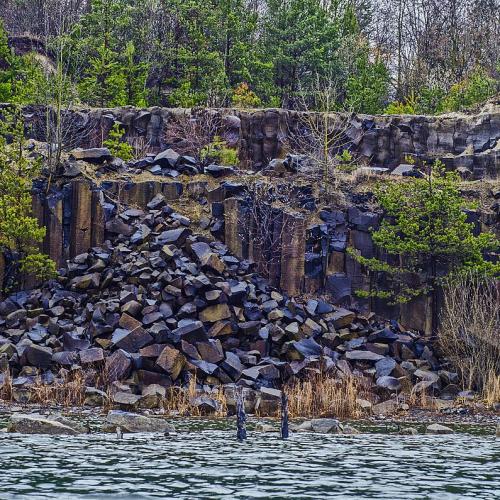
(0, 109, 57, 293)
(78, 44, 127, 107)
(103, 123, 134, 161)
(0, 19, 16, 102)
(348, 161, 499, 327)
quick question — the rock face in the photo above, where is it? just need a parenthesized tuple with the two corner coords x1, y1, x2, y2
(11, 171, 479, 414)
(0, 194, 453, 412)
(9, 99, 498, 334)
(18, 162, 498, 335)
(7, 414, 81, 435)
(18, 103, 500, 175)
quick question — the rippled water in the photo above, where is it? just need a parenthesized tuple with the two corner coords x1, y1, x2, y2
(0, 419, 498, 499)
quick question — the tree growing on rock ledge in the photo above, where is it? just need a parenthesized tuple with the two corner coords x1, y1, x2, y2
(0, 108, 56, 294)
(348, 161, 499, 331)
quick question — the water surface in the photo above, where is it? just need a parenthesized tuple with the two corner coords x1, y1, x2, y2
(0, 419, 498, 499)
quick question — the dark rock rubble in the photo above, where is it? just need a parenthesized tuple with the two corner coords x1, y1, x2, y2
(0, 193, 459, 415)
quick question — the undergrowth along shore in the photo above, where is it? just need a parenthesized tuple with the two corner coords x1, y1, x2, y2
(1, 370, 498, 420)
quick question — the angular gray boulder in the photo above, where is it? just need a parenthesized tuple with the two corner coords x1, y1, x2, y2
(106, 410, 175, 433)
(7, 414, 82, 435)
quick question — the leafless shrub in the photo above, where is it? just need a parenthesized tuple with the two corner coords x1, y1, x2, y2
(28, 107, 98, 159)
(285, 81, 363, 202)
(439, 272, 500, 403)
(0, 371, 13, 402)
(239, 179, 302, 280)
(163, 109, 226, 160)
(130, 136, 153, 160)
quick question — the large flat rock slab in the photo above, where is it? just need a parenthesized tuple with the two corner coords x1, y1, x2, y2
(7, 414, 82, 435)
(106, 410, 175, 433)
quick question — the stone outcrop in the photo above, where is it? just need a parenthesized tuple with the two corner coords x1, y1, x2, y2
(7, 414, 82, 435)
(22, 166, 498, 332)
(105, 411, 175, 433)
(0, 195, 456, 414)
(16, 101, 500, 175)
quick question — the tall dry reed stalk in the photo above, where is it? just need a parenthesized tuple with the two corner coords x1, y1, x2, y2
(163, 376, 227, 417)
(439, 272, 500, 403)
(0, 371, 13, 402)
(30, 370, 87, 407)
(286, 372, 362, 419)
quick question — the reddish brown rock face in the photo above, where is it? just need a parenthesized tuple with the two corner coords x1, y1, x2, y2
(156, 346, 186, 380)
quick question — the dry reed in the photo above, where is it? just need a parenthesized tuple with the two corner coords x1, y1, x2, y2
(285, 372, 362, 419)
(30, 371, 87, 407)
(439, 272, 500, 404)
(0, 371, 13, 402)
(407, 387, 440, 410)
(163, 376, 228, 417)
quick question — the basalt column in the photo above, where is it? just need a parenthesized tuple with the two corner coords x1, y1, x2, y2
(224, 197, 248, 260)
(280, 212, 306, 296)
(70, 180, 92, 258)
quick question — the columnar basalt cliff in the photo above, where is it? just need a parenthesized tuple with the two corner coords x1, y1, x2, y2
(0, 104, 499, 412)
(19, 101, 500, 174)
(1, 104, 499, 333)
(19, 175, 499, 334)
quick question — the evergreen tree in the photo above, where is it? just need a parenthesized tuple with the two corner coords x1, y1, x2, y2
(0, 109, 56, 293)
(345, 51, 389, 114)
(0, 19, 16, 102)
(123, 41, 148, 107)
(348, 161, 499, 329)
(261, 0, 341, 107)
(78, 44, 127, 107)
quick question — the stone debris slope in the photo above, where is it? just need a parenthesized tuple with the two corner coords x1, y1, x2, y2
(0, 193, 456, 413)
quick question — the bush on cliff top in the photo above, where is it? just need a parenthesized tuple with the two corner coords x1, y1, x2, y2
(103, 123, 134, 161)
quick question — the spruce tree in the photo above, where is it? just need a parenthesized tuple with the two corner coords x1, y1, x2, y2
(78, 44, 126, 107)
(0, 19, 16, 102)
(123, 41, 148, 107)
(348, 161, 499, 329)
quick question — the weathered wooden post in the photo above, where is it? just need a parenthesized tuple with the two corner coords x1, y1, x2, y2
(236, 387, 247, 442)
(280, 391, 289, 439)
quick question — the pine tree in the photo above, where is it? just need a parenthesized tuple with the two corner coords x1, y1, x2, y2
(348, 161, 499, 329)
(0, 19, 16, 102)
(345, 50, 389, 114)
(0, 109, 56, 293)
(78, 44, 126, 107)
(123, 41, 148, 107)
(261, 0, 341, 106)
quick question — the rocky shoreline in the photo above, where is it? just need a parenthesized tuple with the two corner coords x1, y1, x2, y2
(1, 167, 498, 420)
(0, 405, 498, 438)
(1, 188, 488, 418)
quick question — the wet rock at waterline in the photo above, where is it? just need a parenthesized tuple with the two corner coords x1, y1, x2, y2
(7, 414, 82, 435)
(426, 423, 454, 435)
(291, 419, 341, 434)
(105, 410, 175, 433)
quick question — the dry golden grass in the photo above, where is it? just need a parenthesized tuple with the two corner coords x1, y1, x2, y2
(285, 372, 362, 419)
(163, 376, 227, 417)
(0, 371, 13, 402)
(407, 387, 440, 411)
(483, 371, 500, 406)
(30, 371, 87, 407)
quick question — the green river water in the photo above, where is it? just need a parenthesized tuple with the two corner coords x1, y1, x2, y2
(0, 418, 498, 499)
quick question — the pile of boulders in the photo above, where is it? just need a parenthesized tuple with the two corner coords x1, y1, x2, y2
(65, 147, 236, 180)
(0, 193, 457, 415)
